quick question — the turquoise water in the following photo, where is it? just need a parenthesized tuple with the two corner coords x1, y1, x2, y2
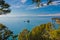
(0, 16, 59, 34)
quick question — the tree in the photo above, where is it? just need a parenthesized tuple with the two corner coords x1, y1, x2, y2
(32, 0, 53, 7)
(0, 0, 11, 15)
(18, 29, 29, 40)
(12, 34, 18, 40)
(32, 0, 41, 7)
(18, 23, 53, 40)
(18, 22, 60, 40)
(0, 23, 13, 40)
(0, 23, 18, 40)
(47, 0, 53, 5)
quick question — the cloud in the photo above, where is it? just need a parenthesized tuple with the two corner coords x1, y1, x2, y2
(26, 1, 60, 10)
(21, 0, 27, 4)
(37, 13, 60, 16)
(10, 5, 23, 8)
(0, 13, 60, 18)
(10, 0, 28, 9)
(26, 5, 39, 10)
(9, 0, 27, 9)
(26, 3, 47, 10)
(11, 4, 28, 9)
(50, 1, 60, 5)
(24, 13, 60, 16)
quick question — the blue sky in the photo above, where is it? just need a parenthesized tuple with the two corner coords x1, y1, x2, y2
(1, 0, 59, 17)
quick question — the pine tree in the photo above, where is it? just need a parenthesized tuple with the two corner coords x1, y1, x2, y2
(0, 0, 11, 15)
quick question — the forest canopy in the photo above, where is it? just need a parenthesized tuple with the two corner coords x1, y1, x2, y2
(18, 22, 60, 40)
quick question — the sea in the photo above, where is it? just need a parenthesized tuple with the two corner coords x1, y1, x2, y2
(0, 16, 59, 35)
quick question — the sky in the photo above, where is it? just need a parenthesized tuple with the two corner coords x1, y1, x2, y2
(2, 0, 60, 17)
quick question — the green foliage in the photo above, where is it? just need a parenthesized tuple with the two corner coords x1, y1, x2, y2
(18, 22, 60, 40)
(18, 29, 29, 40)
(32, 0, 53, 7)
(0, 23, 18, 40)
(47, 0, 52, 5)
(32, 0, 41, 7)
(0, 0, 11, 15)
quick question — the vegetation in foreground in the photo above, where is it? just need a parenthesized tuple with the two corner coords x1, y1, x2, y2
(0, 22, 60, 40)
(18, 22, 60, 40)
(0, 23, 18, 40)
